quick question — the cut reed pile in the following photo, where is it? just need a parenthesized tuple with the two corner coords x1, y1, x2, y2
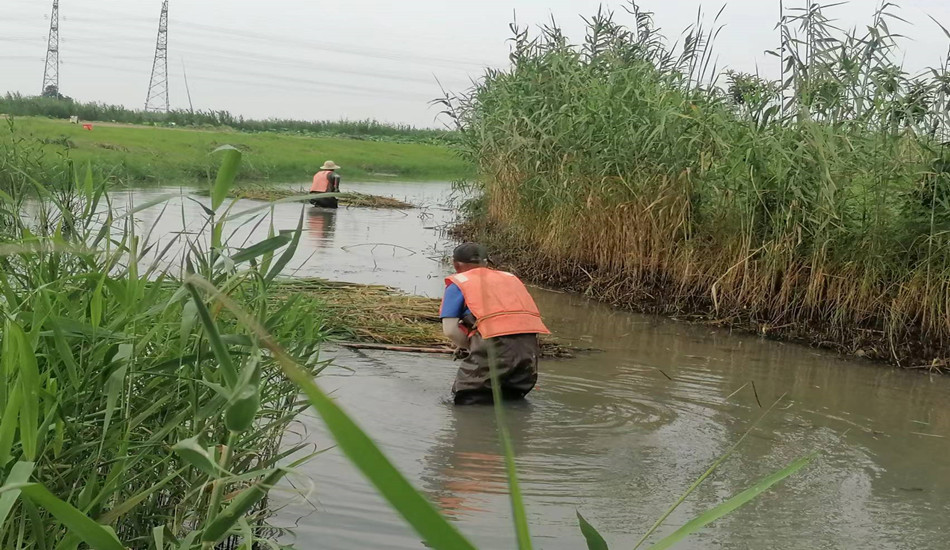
(195, 185, 415, 208)
(275, 278, 580, 358)
(445, 3, 950, 369)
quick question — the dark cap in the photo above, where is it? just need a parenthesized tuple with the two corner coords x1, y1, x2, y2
(452, 242, 489, 264)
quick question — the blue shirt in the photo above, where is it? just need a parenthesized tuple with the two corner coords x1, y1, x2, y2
(440, 283, 471, 319)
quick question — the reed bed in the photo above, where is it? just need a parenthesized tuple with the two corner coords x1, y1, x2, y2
(445, 2, 950, 368)
(0, 139, 328, 547)
(275, 278, 580, 358)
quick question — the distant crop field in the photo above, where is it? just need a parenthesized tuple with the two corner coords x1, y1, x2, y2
(0, 116, 471, 186)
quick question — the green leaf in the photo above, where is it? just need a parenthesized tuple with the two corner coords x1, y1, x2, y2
(179, 297, 199, 355)
(225, 385, 260, 433)
(0, 461, 35, 526)
(230, 232, 293, 264)
(0, 390, 22, 467)
(20, 483, 124, 550)
(486, 347, 532, 549)
(265, 207, 305, 283)
(184, 285, 238, 388)
(212, 146, 242, 211)
(577, 511, 609, 550)
(647, 453, 817, 550)
(90, 277, 105, 329)
(13, 324, 39, 461)
(200, 468, 288, 544)
(152, 525, 165, 550)
(113, 193, 178, 221)
(171, 437, 222, 478)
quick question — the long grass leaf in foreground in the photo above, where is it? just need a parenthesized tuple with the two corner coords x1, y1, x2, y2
(20, 483, 124, 550)
(185, 275, 478, 550)
(646, 453, 818, 550)
(487, 346, 533, 549)
(576, 511, 609, 550)
(633, 396, 788, 549)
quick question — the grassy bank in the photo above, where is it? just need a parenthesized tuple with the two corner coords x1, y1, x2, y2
(448, 4, 950, 369)
(0, 93, 457, 145)
(0, 116, 471, 186)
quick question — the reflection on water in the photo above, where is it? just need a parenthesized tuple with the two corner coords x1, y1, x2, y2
(113, 181, 950, 549)
(306, 208, 336, 249)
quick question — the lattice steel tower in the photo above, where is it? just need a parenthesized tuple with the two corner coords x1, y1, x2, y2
(145, 0, 170, 112)
(41, 0, 60, 96)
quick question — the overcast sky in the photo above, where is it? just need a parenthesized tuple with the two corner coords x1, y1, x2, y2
(2, 0, 949, 127)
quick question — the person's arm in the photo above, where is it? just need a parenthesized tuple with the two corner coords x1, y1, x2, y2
(442, 318, 470, 349)
(331, 173, 341, 192)
(439, 283, 470, 350)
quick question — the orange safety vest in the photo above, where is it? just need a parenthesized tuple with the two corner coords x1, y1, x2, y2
(311, 170, 332, 193)
(443, 267, 550, 339)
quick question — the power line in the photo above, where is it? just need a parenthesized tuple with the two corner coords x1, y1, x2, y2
(41, 0, 60, 95)
(145, 0, 169, 112)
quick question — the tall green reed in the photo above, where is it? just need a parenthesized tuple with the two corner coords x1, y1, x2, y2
(0, 138, 325, 547)
(442, 1, 950, 367)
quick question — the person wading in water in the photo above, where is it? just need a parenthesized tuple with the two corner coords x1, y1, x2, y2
(310, 160, 341, 209)
(440, 243, 550, 405)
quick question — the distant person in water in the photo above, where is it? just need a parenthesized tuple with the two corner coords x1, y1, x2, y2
(310, 160, 341, 209)
(440, 243, 550, 405)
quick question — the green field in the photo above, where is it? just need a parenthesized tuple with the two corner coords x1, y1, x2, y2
(1, 116, 470, 186)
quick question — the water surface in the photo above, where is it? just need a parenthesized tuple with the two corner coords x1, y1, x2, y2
(123, 181, 950, 549)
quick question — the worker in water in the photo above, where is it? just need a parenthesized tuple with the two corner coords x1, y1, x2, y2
(310, 160, 341, 209)
(440, 243, 550, 405)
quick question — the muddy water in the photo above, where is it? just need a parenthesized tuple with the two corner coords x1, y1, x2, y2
(124, 182, 950, 549)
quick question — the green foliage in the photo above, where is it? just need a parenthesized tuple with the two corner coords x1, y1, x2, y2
(447, 1, 950, 366)
(0, 136, 327, 546)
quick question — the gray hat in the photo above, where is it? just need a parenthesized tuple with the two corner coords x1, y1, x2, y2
(453, 242, 489, 264)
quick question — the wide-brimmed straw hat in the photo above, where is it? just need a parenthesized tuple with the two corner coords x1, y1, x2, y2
(321, 161, 341, 170)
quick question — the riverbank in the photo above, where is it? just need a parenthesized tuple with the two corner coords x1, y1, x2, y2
(0, 116, 471, 186)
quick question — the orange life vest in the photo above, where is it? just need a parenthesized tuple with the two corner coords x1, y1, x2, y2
(444, 267, 550, 339)
(311, 170, 331, 193)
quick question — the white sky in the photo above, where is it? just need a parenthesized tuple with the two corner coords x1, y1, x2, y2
(2, 0, 949, 127)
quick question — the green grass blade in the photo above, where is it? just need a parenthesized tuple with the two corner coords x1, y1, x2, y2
(487, 346, 532, 549)
(230, 233, 293, 264)
(577, 511, 609, 550)
(184, 284, 239, 388)
(185, 275, 477, 550)
(265, 207, 305, 283)
(200, 468, 287, 544)
(633, 396, 787, 549)
(13, 324, 39, 461)
(0, 390, 22, 467)
(20, 484, 124, 550)
(0, 461, 35, 525)
(647, 453, 817, 550)
(211, 146, 242, 211)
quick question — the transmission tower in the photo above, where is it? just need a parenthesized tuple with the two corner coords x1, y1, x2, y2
(145, 0, 170, 112)
(41, 0, 60, 97)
